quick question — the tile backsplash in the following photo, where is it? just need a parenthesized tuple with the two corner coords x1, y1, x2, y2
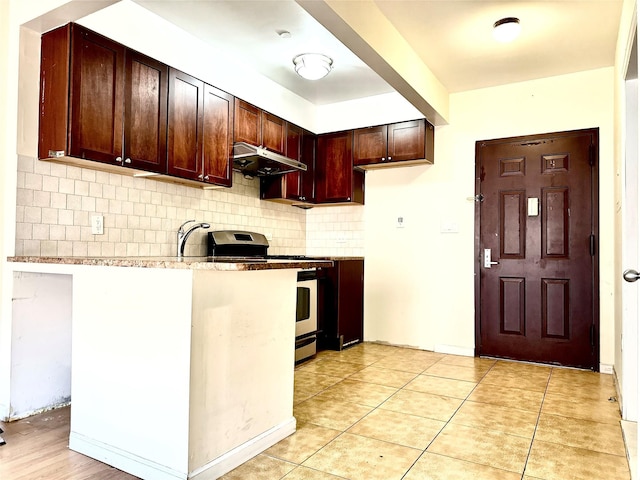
(14, 156, 365, 258)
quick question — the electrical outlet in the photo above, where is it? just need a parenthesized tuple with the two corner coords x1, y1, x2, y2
(91, 215, 104, 235)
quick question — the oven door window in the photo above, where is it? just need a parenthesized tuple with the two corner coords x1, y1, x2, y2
(296, 286, 310, 322)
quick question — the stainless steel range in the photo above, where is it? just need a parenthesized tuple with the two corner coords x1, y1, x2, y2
(207, 230, 321, 363)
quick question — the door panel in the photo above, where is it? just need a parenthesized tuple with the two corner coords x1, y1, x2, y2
(69, 25, 124, 163)
(124, 51, 168, 173)
(476, 129, 598, 370)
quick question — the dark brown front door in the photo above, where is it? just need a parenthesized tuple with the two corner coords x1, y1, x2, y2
(475, 128, 599, 370)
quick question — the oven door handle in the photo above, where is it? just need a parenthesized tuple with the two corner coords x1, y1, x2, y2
(295, 336, 316, 349)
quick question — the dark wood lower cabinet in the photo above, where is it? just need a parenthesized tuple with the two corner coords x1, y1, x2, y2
(318, 259, 364, 350)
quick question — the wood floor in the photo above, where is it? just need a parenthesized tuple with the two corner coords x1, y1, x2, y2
(0, 407, 138, 479)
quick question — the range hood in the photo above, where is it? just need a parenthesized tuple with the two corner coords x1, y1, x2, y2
(232, 142, 307, 177)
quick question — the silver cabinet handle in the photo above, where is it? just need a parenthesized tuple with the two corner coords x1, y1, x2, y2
(381, 157, 385, 161)
(124, 158, 131, 164)
(198, 174, 204, 180)
(115, 156, 123, 163)
(484, 248, 500, 268)
(388, 156, 392, 161)
(204, 175, 209, 181)
(624, 269, 640, 283)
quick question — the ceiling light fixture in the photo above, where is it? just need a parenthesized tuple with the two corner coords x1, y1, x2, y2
(293, 53, 333, 80)
(493, 17, 521, 43)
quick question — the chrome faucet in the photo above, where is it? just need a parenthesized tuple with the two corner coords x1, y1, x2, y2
(177, 220, 210, 257)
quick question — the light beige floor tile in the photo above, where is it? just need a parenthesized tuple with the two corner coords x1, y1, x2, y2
(296, 359, 365, 378)
(424, 362, 488, 382)
(294, 372, 344, 405)
(220, 454, 295, 480)
(332, 348, 388, 366)
(535, 413, 626, 456)
(436, 355, 496, 371)
(542, 392, 622, 425)
(404, 374, 477, 399)
(427, 423, 531, 473)
(282, 466, 345, 480)
(303, 432, 422, 480)
(467, 382, 544, 412)
(450, 401, 538, 438)
(294, 396, 373, 431)
(480, 369, 549, 393)
(547, 369, 617, 402)
(403, 452, 522, 480)
(348, 408, 445, 449)
(347, 365, 418, 388)
(380, 389, 464, 422)
(265, 422, 341, 464)
(313, 379, 398, 407)
(525, 439, 631, 479)
(371, 355, 438, 374)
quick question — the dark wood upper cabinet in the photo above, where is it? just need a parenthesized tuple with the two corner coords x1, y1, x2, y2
(316, 130, 364, 204)
(262, 112, 286, 155)
(234, 99, 261, 146)
(354, 119, 434, 167)
(202, 84, 234, 187)
(124, 51, 168, 173)
(261, 125, 315, 203)
(67, 24, 125, 164)
(40, 24, 167, 172)
(167, 69, 203, 180)
(167, 69, 233, 187)
(234, 99, 287, 156)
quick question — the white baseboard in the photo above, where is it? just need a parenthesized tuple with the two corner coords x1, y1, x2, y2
(190, 417, 296, 479)
(69, 417, 297, 480)
(434, 344, 474, 357)
(600, 363, 614, 374)
(70, 432, 186, 480)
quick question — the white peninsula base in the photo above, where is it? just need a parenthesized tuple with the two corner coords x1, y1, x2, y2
(19, 264, 299, 480)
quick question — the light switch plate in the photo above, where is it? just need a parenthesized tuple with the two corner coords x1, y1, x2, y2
(528, 197, 539, 216)
(91, 215, 104, 235)
(396, 216, 405, 228)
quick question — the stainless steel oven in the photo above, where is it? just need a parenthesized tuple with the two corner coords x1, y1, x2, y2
(296, 270, 318, 363)
(207, 230, 323, 364)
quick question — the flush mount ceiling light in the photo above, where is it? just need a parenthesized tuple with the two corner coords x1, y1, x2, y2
(293, 53, 333, 80)
(493, 17, 521, 43)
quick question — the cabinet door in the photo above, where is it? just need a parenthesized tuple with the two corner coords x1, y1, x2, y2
(167, 69, 203, 180)
(353, 125, 387, 166)
(69, 25, 125, 164)
(123, 51, 168, 173)
(387, 119, 426, 162)
(234, 99, 261, 146)
(319, 260, 364, 350)
(39, 24, 71, 160)
(202, 84, 234, 187)
(316, 131, 354, 203)
(283, 123, 303, 199)
(262, 112, 286, 154)
(300, 130, 316, 202)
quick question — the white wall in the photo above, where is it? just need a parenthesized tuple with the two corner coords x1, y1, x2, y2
(363, 67, 616, 364)
(11, 272, 72, 418)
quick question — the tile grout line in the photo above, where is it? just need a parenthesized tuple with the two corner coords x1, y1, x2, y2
(398, 357, 497, 480)
(519, 366, 553, 480)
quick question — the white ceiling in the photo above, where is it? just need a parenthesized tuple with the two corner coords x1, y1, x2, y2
(134, 0, 623, 105)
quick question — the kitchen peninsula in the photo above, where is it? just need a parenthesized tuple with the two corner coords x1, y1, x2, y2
(8, 256, 332, 480)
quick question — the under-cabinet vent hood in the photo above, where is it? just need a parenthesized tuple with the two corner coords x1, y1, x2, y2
(232, 142, 307, 177)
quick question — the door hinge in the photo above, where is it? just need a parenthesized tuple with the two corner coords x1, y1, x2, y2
(589, 143, 596, 166)
(589, 234, 596, 256)
(590, 324, 596, 347)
